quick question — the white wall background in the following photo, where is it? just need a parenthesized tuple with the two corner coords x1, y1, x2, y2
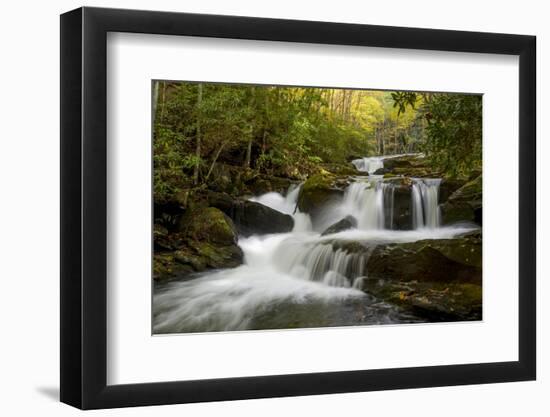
(0, 0, 545, 415)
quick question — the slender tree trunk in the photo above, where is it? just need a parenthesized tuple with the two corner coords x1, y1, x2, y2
(205, 141, 227, 182)
(153, 81, 159, 123)
(193, 83, 203, 185)
(244, 137, 252, 168)
(160, 81, 167, 122)
(244, 87, 255, 169)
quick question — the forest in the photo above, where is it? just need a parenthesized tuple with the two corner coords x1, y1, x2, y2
(153, 82, 482, 206)
(152, 81, 483, 334)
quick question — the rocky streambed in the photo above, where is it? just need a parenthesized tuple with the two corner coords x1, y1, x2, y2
(153, 154, 483, 332)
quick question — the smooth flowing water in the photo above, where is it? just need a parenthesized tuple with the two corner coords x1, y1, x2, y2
(153, 155, 471, 334)
(411, 178, 442, 229)
(351, 153, 423, 174)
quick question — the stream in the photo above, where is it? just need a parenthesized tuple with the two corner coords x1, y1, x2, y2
(153, 155, 477, 334)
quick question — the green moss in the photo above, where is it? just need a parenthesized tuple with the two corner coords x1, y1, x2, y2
(441, 175, 482, 224)
(298, 173, 343, 214)
(179, 207, 237, 245)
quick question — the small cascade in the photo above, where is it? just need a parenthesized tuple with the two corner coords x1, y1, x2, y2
(351, 157, 384, 174)
(382, 182, 396, 230)
(249, 184, 300, 215)
(411, 178, 442, 229)
(250, 183, 312, 232)
(274, 239, 373, 288)
(340, 178, 397, 231)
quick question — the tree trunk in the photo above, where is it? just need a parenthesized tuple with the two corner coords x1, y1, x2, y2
(205, 141, 227, 182)
(193, 83, 203, 185)
(153, 81, 159, 123)
(244, 137, 252, 168)
(160, 81, 167, 122)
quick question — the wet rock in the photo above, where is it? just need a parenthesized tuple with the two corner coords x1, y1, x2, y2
(297, 173, 344, 227)
(321, 215, 357, 236)
(346, 233, 482, 321)
(359, 278, 482, 321)
(373, 167, 391, 175)
(386, 183, 413, 230)
(207, 192, 294, 236)
(441, 175, 482, 225)
(320, 162, 359, 176)
(366, 235, 482, 284)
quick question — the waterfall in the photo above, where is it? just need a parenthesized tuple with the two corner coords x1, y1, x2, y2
(351, 153, 424, 175)
(351, 157, 384, 174)
(249, 184, 312, 232)
(411, 178, 441, 229)
(273, 238, 372, 288)
(249, 184, 300, 215)
(382, 182, 395, 230)
(339, 178, 397, 230)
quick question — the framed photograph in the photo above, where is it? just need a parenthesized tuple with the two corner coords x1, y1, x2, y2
(60, 6, 536, 409)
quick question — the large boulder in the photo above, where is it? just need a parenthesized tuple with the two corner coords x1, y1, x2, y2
(441, 175, 482, 225)
(321, 215, 357, 235)
(177, 206, 239, 245)
(385, 181, 413, 230)
(366, 233, 482, 284)
(297, 173, 344, 227)
(319, 162, 358, 176)
(332, 233, 482, 320)
(153, 207, 244, 281)
(207, 192, 294, 236)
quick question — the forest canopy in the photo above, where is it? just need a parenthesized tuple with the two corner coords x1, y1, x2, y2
(153, 81, 482, 204)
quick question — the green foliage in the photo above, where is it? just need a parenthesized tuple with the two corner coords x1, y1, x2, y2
(392, 92, 482, 177)
(153, 80, 481, 204)
(425, 94, 482, 177)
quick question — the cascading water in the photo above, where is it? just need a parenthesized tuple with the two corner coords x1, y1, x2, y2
(351, 153, 424, 175)
(340, 179, 385, 230)
(411, 178, 442, 229)
(338, 178, 398, 231)
(351, 157, 384, 174)
(153, 157, 475, 333)
(273, 237, 371, 288)
(250, 183, 312, 232)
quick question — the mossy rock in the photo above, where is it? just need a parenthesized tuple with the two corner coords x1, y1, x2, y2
(178, 207, 238, 246)
(154, 206, 244, 281)
(153, 253, 194, 281)
(206, 192, 294, 236)
(319, 162, 358, 176)
(365, 236, 482, 284)
(441, 175, 482, 225)
(297, 173, 344, 215)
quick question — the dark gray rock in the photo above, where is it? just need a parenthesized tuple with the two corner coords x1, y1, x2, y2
(207, 192, 294, 236)
(321, 216, 357, 235)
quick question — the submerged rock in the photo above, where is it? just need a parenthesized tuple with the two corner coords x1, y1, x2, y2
(359, 278, 482, 321)
(441, 175, 482, 225)
(207, 191, 294, 236)
(321, 215, 357, 236)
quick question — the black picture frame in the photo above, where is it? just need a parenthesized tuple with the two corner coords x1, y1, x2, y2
(60, 6, 536, 410)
